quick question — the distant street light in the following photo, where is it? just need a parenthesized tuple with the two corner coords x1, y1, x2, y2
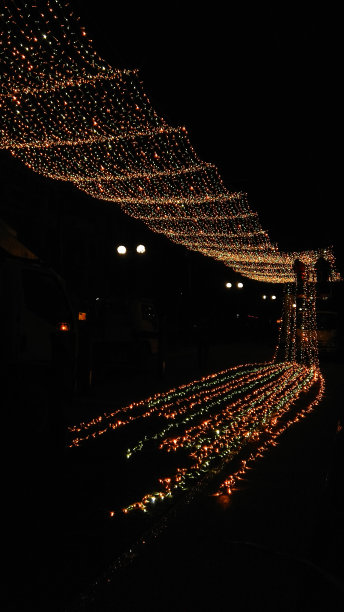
(136, 244, 146, 254)
(262, 295, 267, 300)
(237, 282, 244, 289)
(117, 245, 127, 255)
(225, 282, 232, 288)
(271, 295, 277, 300)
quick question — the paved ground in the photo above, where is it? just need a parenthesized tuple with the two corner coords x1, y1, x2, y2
(69, 340, 275, 423)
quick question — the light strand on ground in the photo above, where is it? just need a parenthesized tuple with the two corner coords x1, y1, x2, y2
(215, 369, 325, 497)
(107, 362, 322, 515)
(66, 359, 323, 516)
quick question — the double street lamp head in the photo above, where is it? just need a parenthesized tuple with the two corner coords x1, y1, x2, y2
(225, 281, 244, 289)
(116, 244, 146, 255)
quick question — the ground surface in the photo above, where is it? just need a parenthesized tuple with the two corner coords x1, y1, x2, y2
(4, 341, 344, 611)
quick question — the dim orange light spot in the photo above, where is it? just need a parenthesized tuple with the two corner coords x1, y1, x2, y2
(216, 494, 231, 509)
(78, 312, 87, 321)
(58, 322, 70, 332)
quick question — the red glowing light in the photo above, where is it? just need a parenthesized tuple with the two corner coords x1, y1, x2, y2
(58, 322, 70, 332)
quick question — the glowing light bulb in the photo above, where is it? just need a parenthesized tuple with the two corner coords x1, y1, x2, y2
(117, 245, 127, 255)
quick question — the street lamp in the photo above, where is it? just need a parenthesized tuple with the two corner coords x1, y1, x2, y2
(117, 245, 127, 255)
(225, 282, 232, 288)
(136, 244, 146, 254)
(271, 295, 277, 300)
(237, 282, 244, 289)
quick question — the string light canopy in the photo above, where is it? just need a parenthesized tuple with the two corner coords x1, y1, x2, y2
(0, 0, 338, 283)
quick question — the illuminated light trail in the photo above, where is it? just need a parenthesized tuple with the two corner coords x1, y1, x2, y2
(67, 361, 323, 517)
(68, 361, 277, 447)
(65, 276, 326, 517)
(111, 363, 322, 515)
(216, 370, 325, 497)
(158, 364, 305, 454)
(127, 363, 296, 458)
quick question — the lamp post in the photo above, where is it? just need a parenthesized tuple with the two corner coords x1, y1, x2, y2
(115, 243, 147, 295)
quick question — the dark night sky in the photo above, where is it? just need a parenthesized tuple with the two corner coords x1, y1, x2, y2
(71, 1, 340, 263)
(1, 2, 341, 272)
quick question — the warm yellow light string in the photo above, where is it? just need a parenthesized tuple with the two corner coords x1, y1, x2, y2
(0, 1, 338, 283)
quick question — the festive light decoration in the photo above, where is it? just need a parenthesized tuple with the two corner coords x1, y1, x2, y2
(66, 265, 326, 516)
(215, 367, 325, 498)
(273, 280, 319, 367)
(67, 360, 323, 516)
(0, 2, 336, 524)
(68, 362, 271, 446)
(0, 1, 338, 283)
(66, 262, 323, 514)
